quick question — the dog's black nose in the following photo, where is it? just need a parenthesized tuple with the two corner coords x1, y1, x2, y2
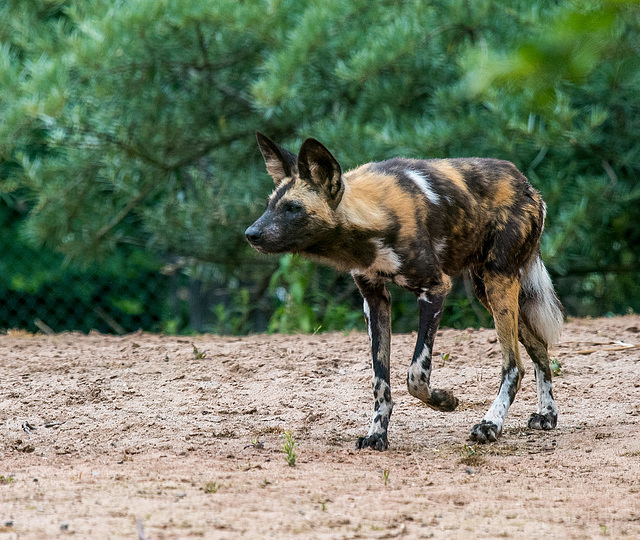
(245, 226, 263, 244)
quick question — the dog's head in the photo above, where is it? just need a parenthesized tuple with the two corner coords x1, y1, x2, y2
(245, 133, 344, 254)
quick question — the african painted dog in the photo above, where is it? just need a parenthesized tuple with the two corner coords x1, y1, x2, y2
(246, 133, 563, 450)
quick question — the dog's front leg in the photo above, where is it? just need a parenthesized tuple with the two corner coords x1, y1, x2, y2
(354, 275, 393, 451)
(406, 278, 458, 411)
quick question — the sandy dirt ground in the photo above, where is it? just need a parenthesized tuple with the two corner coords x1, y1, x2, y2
(1, 315, 640, 539)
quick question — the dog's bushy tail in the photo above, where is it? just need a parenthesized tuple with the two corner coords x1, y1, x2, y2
(519, 254, 563, 346)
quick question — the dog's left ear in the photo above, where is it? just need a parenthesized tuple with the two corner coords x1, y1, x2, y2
(297, 138, 344, 209)
(256, 132, 298, 185)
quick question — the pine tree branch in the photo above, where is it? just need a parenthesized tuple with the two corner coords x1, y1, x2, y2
(94, 182, 158, 241)
(168, 130, 256, 169)
(194, 22, 254, 109)
(106, 52, 257, 74)
(65, 126, 169, 170)
(63, 126, 255, 171)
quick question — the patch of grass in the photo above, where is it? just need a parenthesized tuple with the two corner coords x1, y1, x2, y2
(204, 481, 221, 494)
(550, 357, 562, 377)
(0, 476, 14, 485)
(459, 444, 485, 466)
(256, 425, 284, 436)
(281, 430, 298, 467)
(485, 443, 520, 457)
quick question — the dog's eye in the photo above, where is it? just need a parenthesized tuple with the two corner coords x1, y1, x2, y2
(284, 202, 303, 214)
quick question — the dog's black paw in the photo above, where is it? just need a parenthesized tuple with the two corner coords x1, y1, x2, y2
(356, 433, 389, 451)
(528, 412, 557, 430)
(428, 389, 459, 412)
(469, 420, 500, 443)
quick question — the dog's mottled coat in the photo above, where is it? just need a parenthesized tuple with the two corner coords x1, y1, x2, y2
(246, 133, 563, 450)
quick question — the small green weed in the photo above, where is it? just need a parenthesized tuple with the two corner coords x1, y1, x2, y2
(0, 476, 14, 485)
(245, 438, 264, 450)
(192, 345, 207, 359)
(281, 430, 298, 467)
(439, 352, 451, 367)
(204, 481, 221, 494)
(381, 469, 390, 486)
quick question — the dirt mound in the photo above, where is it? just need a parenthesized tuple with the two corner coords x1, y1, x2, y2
(1, 316, 640, 538)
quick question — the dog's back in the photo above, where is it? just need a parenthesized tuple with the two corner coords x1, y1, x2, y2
(339, 157, 545, 291)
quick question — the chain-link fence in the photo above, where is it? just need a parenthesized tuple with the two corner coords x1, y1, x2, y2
(1, 256, 251, 336)
(1, 197, 226, 335)
(1, 244, 171, 335)
(1, 220, 269, 336)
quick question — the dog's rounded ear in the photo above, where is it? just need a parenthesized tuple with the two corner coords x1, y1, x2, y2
(297, 138, 344, 209)
(256, 132, 298, 185)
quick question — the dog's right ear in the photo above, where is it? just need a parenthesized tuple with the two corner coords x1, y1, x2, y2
(256, 132, 298, 185)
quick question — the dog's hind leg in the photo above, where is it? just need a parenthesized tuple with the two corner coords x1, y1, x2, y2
(470, 272, 524, 443)
(519, 318, 558, 430)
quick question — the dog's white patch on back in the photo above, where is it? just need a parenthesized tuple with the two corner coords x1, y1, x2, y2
(405, 169, 440, 205)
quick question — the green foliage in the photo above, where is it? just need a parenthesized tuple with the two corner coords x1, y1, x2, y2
(0, 195, 168, 334)
(210, 288, 253, 335)
(1, 0, 639, 334)
(268, 254, 318, 333)
(267, 254, 365, 333)
(280, 430, 298, 467)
